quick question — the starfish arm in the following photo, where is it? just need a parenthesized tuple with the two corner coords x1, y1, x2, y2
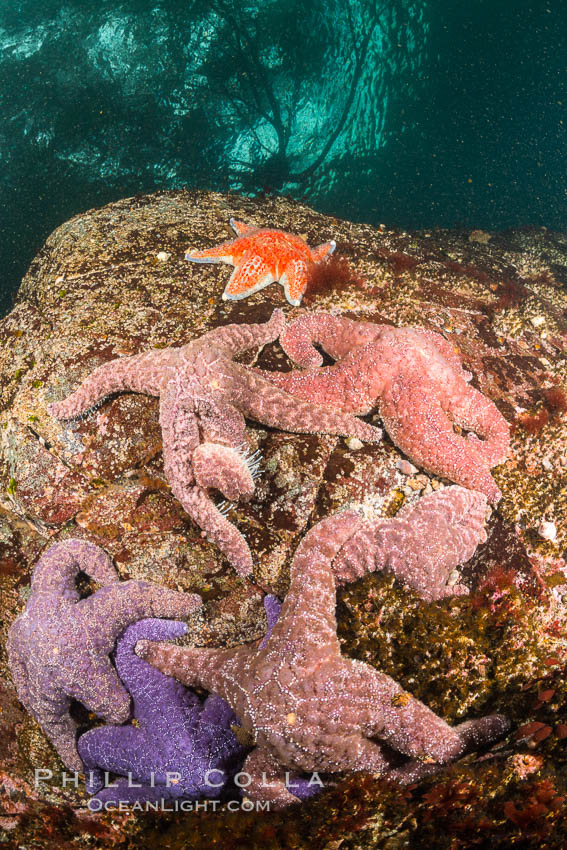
(6, 636, 33, 715)
(419, 329, 468, 376)
(185, 237, 243, 265)
(82, 765, 105, 796)
(194, 398, 248, 447)
(180, 485, 254, 575)
(233, 366, 383, 444)
(280, 258, 309, 306)
(192, 443, 254, 502)
(113, 619, 199, 726)
(259, 595, 282, 649)
(278, 313, 383, 367)
(385, 485, 488, 598)
(379, 374, 502, 503)
(159, 380, 253, 572)
(448, 714, 511, 757)
(229, 218, 257, 236)
(266, 511, 364, 654)
(285, 773, 327, 801)
(61, 639, 132, 725)
(135, 641, 237, 703)
(333, 486, 488, 601)
(309, 240, 336, 263)
(78, 726, 148, 793)
(223, 255, 275, 301)
(441, 380, 510, 467)
(330, 519, 385, 586)
(241, 747, 304, 808)
(28, 684, 82, 771)
(159, 382, 200, 488)
(48, 350, 166, 420)
(198, 691, 239, 730)
(48, 718, 84, 772)
(77, 582, 201, 647)
(199, 308, 284, 355)
(30, 539, 118, 599)
(257, 360, 375, 415)
(191, 391, 255, 497)
(356, 663, 469, 763)
(357, 662, 509, 765)
(386, 713, 511, 785)
(160, 380, 252, 569)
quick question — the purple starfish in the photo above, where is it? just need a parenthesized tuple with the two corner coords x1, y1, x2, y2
(78, 617, 245, 805)
(79, 598, 320, 806)
(6, 539, 201, 771)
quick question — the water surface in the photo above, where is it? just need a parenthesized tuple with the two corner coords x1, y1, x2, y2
(1, 1, 565, 314)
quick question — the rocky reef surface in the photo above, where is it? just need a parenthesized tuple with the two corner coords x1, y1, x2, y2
(0, 190, 566, 848)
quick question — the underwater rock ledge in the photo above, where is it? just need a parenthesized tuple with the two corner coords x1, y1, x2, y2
(1, 189, 567, 848)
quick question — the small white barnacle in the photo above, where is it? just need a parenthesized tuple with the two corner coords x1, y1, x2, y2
(538, 520, 557, 542)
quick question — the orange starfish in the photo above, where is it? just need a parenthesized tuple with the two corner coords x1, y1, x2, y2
(185, 219, 336, 306)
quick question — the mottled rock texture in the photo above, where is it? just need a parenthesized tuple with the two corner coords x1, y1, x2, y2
(1, 190, 567, 847)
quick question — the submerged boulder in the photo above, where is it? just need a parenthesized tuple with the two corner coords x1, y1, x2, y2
(1, 190, 567, 848)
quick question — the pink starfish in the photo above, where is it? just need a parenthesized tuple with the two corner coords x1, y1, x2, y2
(260, 313, 510, 503)
(48, 311, 382, 575)
(136, 489, 508, 809)
(185, 219, 336, 306)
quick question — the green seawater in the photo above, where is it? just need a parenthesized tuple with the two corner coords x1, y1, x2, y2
(1, 0, 566, 314)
